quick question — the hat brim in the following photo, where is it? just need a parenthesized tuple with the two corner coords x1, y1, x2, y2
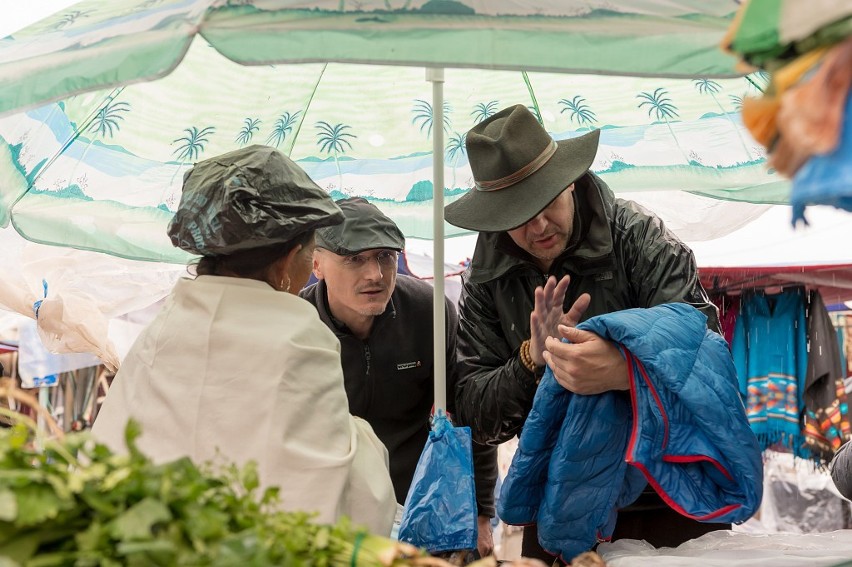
(444, 129, 600, 232)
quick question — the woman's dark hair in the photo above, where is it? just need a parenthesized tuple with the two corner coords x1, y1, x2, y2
(192, 230, 314, 282)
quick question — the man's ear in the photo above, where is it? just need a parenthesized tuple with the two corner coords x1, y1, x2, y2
(312, 249, 324, 280)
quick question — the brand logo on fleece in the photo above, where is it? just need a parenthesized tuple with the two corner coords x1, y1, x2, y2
(397, 361, 422, 370)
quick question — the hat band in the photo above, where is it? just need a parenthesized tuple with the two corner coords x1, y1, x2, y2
(474, 140, 558, 192)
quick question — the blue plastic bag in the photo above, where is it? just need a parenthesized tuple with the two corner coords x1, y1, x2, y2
(397, 411, 477, 553)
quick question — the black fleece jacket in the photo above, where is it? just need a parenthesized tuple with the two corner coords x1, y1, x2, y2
(301, 274, 497, 516)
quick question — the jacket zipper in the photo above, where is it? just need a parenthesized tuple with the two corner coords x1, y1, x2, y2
(364, 344, 372, 376)
(363, 343, 375, 416)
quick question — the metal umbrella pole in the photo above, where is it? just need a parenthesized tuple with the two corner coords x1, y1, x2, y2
(427, 67, 446, 414)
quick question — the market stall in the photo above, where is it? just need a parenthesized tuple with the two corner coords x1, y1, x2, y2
(1, 0, 852, 565)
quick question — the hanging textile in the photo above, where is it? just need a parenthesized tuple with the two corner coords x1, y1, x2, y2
(712, 293, 740, 347)
(803, 290, 851, 459)
(732, 288, 808, 453)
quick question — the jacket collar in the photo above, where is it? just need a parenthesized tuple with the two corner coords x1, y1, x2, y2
(312, 279, 398, 338)
(466, 172, 616, 284)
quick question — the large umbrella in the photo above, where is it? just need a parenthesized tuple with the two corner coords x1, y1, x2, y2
(0, 0, 783, 410)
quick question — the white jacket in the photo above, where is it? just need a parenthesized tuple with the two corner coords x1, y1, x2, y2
(92, 275, 396, 535)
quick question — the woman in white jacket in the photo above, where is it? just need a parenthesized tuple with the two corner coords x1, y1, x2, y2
(92, 145, 397, 535)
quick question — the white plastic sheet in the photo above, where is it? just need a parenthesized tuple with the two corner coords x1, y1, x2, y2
(599, 530, 852, 566)
(16, 318, 100, 387)
(0, 228, 183, 370)
(759, 451, 850, 534)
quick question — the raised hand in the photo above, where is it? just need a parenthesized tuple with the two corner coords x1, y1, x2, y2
(529, 276, 590, 367)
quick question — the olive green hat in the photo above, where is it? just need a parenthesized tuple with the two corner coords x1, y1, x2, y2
(316, 197, 405, 255)
(444, 104, 600, 232)
(167, 145, 343, 256)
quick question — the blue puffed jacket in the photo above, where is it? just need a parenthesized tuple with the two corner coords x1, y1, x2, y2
(498, 303, 763, 562)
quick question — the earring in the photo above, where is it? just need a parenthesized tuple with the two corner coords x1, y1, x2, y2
(285, 276, 291, 293)
(279, 275, 291, 292)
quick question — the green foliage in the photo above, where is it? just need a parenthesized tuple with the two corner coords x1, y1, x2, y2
(0, 421, 415, 566)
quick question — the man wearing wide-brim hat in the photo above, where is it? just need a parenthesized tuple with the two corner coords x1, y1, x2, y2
(445, 105, 725, 561)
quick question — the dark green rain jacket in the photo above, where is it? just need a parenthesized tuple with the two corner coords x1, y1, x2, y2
(454, 172, 721, 445)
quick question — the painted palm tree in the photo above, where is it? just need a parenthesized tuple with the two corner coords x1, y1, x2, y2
(235, 118, 262, 146)
(729, 95, 744, 111)
(446, 132, 467, 189)
(135, 0, 166, 10)
(558, 96, 597, 128)
(471, 101, 499, 125)
(412, 99, 452, 139)
(172, 126, 216, 172)
(694, 79, 753, 161)
(266, 111, 301, 149)
(636, 88, 689, 164)
(54, 10, 93, 30)
(78, 99, 132, 169)
(315, 121, 356, 191)
(89, 101, 131, 139)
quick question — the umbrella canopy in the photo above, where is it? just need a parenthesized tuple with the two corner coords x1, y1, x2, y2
(0, 0, 782, 263)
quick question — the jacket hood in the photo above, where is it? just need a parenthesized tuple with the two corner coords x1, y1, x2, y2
(466, 172, 616, 284)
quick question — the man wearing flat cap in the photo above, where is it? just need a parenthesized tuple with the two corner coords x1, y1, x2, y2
(445, 105, 725, 560)
(301, 197, 498, 557)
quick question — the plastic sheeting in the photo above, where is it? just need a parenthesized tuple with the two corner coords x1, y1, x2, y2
(759, 451, 850, 534)
(0, 228, 183, 370)
(599, 530, 852, 566)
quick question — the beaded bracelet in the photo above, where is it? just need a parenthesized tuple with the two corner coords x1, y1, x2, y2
(519, 339, 537, 372)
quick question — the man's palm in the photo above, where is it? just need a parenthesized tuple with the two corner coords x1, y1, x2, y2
(529, 276, 590, 367)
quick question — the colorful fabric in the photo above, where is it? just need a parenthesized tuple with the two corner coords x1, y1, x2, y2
(732, 288, 808, 451)
(803, 290, 851, 460)
(792, 88, 852, 224)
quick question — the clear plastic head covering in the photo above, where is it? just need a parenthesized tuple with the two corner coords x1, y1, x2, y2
(167, 145, 343, 256)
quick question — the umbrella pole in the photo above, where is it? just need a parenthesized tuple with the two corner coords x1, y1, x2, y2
(426, 68, 446, 414)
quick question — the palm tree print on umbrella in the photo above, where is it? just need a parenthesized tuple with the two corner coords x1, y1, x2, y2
(171, 126, 215, 181)
(315, 121, 356, 192)
(53, 9, 93, 30)
(471, 101, 499, 125)
(76, 98, 131, 174)
(446, 132, 467, 189)
(694, 79, 753, 161)
(89, 101, 130, 139)
(636, 88, 689, 164)
(235, 118, 262, 146)
(558, 96, 597, 129)
(266, 111, 302, 149)
(412, 99, 452, 139)
(729, 95, 744, 112)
